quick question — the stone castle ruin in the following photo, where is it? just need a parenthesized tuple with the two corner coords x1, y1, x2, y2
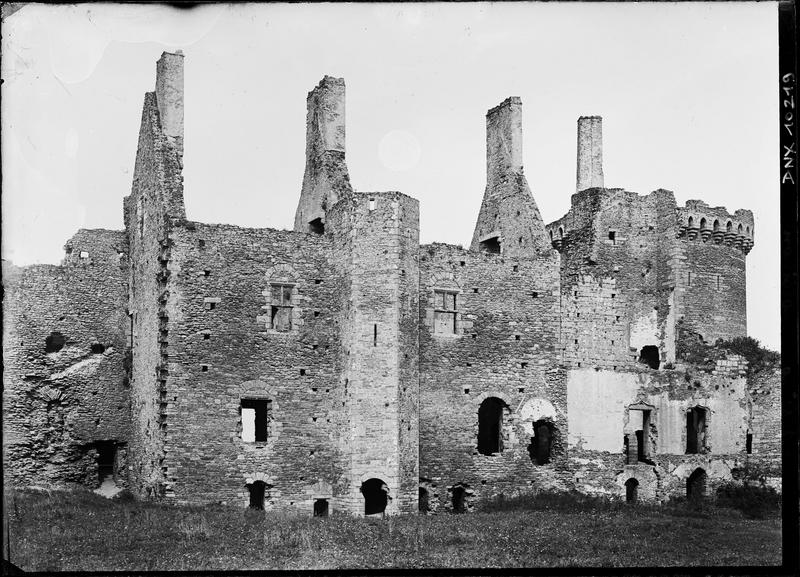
(3, 52, 781, 515)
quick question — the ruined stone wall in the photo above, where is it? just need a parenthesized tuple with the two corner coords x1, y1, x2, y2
(294, 76, 353, 233)
(2, 229, 130, 488)
(156, 222, 347, 509)
(549, 188, 678, 370)
(747, 365, 781, 488)
(124, 57, 186, 497)
(326, 192, 420, 515)
(418, 243, 567, 512)
(566, 359, 749, 501)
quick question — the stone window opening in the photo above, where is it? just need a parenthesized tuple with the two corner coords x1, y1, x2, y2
(685, 406, 707, 454)
(313, 498, 329, 517)
(746, 432, 753, 454)
(419, 487, 430, 514)
(270, 283, 294, 332)
(248, 480, 267, 509)
(361, 478, 389, 516)
(737, 223, 743, 234)
(369, 198, 376, 211)
(433, 289, 458, 335)
(625, 408, 653, 464)
(529, 420, 555, 465)
(308, 218, 325, 234)
(638, 345, 660, 369)
(726, 221, 733, 233)
(90, 342, 106, 354)
(45, 331, 66, 353)
(241, 398, 271, 443)
(713, 219, 720, 232)
(477, 397, 507, 455)
(688, 216, 694, 228)
(716, 275, 721, 290)
(549, 230, 553, 242)
(700, 217, 707, 230)
(479, 236, 501, 255)
(686, 468, 707, 501)
(373, 324, 378, 346)
(608, 230, 616, 244)
(558, 227, 564, 239)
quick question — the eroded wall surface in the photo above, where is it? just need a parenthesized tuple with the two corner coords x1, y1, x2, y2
(3, 229, 130, 488)
(418, 242, 567, 512)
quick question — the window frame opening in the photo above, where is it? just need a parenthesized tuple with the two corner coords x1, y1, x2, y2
(477, 397, 506, 456)
(248, 480, 267, 510)
(608, 230, 617, 244)
(45, 331, 66, 353)
(746, 431, 753, 454)
(529, 420, 555, 465)
(241, 398, 272, 443)
(478, 236, 501, 254)
(625, 478, 639, 503)
(685, 406, 707, 455)
(433, 289, 458, 334)
(308, 218, 325, 234)
(269, 283, 294, 332)
(361, 478, 389, 516)
(638, 345, 660, 370)
(313, 498, 329, 517)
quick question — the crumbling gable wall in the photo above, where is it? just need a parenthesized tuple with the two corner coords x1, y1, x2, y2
(124, 51, 186, 498)
(2, 229, 130, 489)
(156, 221, 348, 509)
(418, 242, 568, 509)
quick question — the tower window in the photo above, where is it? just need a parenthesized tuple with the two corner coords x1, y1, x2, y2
(638, 345, 660, 370)
(45, 331, 66, 353)
(686, 406, 707, 454)
(479, 236, 501, 254)
(270, 283, 294, 332)
(308, 218, 324, 234)
(241, 398, 272, 443)
(433, 289, 458, 334)
(608, 230, 616, 244)
(313, 498, 329, 517)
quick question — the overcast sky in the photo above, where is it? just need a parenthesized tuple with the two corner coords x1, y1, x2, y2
(1, 2, 780, 350)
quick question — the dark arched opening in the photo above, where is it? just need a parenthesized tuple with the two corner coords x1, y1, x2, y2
(638, 345, 660, 369)
(308, 218, 325, 234)
(248, 480, 266, 510)
(419, 487, 430, 514)
(713, 219, 720, 232)
(91, 342, 106, 354)
(45, 331, 66, 353)
(313, 498, 329, 517)
(625, 478, 639, 503)
(478, 397, 505, 455)
(700, 217, 707, 230)
(451, 485, 467, 514)
(529, 420, 554, 465)
(687, 468, 707, 501)
(685, 406, 707, 454)
(361, 478, 388, 515)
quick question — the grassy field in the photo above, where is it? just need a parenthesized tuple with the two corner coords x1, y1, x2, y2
(4, 487, 781, 571)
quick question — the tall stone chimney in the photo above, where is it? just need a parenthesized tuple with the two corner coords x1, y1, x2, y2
(576, 116, 604, 192)
(294, 76, 353, 233)
(470, 97, 552, 257)
(485, 97, 523, 194)
(155, 51, 184, 157)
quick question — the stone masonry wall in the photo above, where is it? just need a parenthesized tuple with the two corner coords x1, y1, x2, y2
(160, 221, 348, 510)
(124, 54, 186, 497)
(2, 229, 130, 488)
(418, 242, 567, 512)
(326, 192, 420, 515)
(747, 364, 781, 488)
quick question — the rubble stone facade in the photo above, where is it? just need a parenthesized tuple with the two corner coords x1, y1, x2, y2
(3, 52, 780, 514)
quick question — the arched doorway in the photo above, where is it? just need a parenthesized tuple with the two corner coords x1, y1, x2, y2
(418, 487, 430, 514)
(625, 478, 639, 503)
(686, 468, 707, 501)
(361, 478, 389, 515)
(248, 480, 266, 510)
(478, 397, 506, 455)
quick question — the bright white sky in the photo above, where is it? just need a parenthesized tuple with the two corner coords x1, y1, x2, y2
(1, 2, 780, 351)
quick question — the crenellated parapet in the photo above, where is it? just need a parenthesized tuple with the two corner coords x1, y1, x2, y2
(676, 201, 754, 255)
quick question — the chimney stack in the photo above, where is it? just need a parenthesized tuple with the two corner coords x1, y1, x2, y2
(306, 76, 346, 160)
(485, 97, 523, 193)
(576, 116, 604, 192)
(155, 51, 184, 153)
